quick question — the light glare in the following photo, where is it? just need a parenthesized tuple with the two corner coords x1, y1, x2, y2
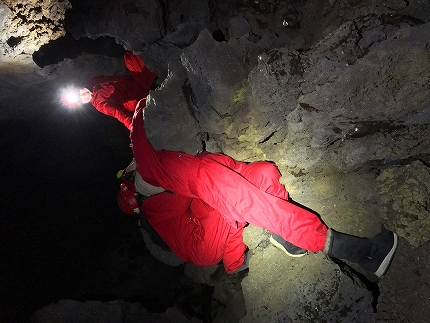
(66, 91, 79, 104)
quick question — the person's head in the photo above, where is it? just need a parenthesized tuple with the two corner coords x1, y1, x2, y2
(79, 87, 92, 104)
(61, 87, 92, 107)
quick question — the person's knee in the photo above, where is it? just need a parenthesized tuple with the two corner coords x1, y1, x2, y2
(245, 161, 281, 187)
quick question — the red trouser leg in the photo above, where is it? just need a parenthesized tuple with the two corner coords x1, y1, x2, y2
(194, 158, 328, 252)
(238, 161, 289, 200)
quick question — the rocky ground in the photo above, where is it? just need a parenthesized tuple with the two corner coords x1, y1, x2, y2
(1, 1, 429, 322)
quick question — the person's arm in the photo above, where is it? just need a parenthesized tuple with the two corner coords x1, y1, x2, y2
(87, 75, 112, 88)
(123, 51, 157, 93)
(91, 84, 133, 129)
(223, 225, 247, 273)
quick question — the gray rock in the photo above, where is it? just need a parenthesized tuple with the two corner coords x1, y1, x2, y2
(377, 160, 430, 247)
(228, 15, 252, 39)
(140, 228, 185, 267)
(162, 23, 200, 48)
(66, 0, 165, 50)
(241, 250, 375, 323)
(31, 299, 202, 323)
(145, 59, 204, 154)
(180, 29, 248, 134)
(0, 0, 70, 73)
(2, 1, 430, 323)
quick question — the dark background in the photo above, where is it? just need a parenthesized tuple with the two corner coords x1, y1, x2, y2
(0, 1, 142, 318)
(0, 85, 137, 322)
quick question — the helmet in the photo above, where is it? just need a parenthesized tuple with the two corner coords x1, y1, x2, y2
(117, 184, 139, 215)
(61, 87, 80, 108)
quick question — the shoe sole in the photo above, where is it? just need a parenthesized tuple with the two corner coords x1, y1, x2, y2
(269, 236, 307, 258)
(374, 232, 398, 277)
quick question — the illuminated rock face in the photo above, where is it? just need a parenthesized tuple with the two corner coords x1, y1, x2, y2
(0, 0, 71, 73)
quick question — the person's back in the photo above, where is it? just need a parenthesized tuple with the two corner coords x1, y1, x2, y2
(141, 191, 247, 273)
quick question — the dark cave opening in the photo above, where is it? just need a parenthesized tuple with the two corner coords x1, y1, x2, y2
(32, 33, 125, 68)
(212, 29, 227, 42)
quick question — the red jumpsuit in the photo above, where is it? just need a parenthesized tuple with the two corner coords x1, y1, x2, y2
(88, 52, 157, 129)
(130, 102, 328, 252)
(141, 161, 287, 273)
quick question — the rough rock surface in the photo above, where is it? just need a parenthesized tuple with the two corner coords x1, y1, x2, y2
(2, 1, 430, 323)
(32, 299, 203, 323)
(144, 59, 204, 155)
(0, 0, 71, 73)
(377, 160, 430, 247)
(240, 226, 376, 323)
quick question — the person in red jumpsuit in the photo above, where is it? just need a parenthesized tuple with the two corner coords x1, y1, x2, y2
(62, 51, 157, 129)
(118, 158, 297, 273)
(129, 99, 398, 278)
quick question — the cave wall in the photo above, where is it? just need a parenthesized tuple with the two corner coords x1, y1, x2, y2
(0, 0, 71, 73)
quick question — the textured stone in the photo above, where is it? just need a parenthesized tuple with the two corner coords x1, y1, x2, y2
(144, 59, 203, 155)
(31, 299, 202, 323)
(241, 251, 375, 323)
(66, 0, 165, 50)
(377, 160, 430, 247)
(0, 0, 71, 73)
(180, 29, 247, 134)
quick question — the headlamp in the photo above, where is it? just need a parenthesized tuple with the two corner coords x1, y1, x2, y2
(61, 87, 80, 108)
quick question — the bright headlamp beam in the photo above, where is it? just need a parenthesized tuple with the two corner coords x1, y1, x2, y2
(60, 86, 80, 108)
(65, 91, 79, 104)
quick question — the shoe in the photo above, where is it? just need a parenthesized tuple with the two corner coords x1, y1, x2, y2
(327, 226, 398, 278)
(368, 226, 398, 277)
(270, 234, 308, 257)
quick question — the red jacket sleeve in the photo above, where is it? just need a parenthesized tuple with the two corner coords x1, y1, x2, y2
(123, 51, 157, 93)
(90, 84, 133, 129)
(87, 76, 114, 88)
(223, 225, 247, 273)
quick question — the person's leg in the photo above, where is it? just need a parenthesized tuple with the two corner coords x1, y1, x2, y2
(195, 157, 328, 252)
(239, 161, 289, 200)
(131, 108, 397, 275)
(196, 159, 398, 275)
(239, 161, 307, 257)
